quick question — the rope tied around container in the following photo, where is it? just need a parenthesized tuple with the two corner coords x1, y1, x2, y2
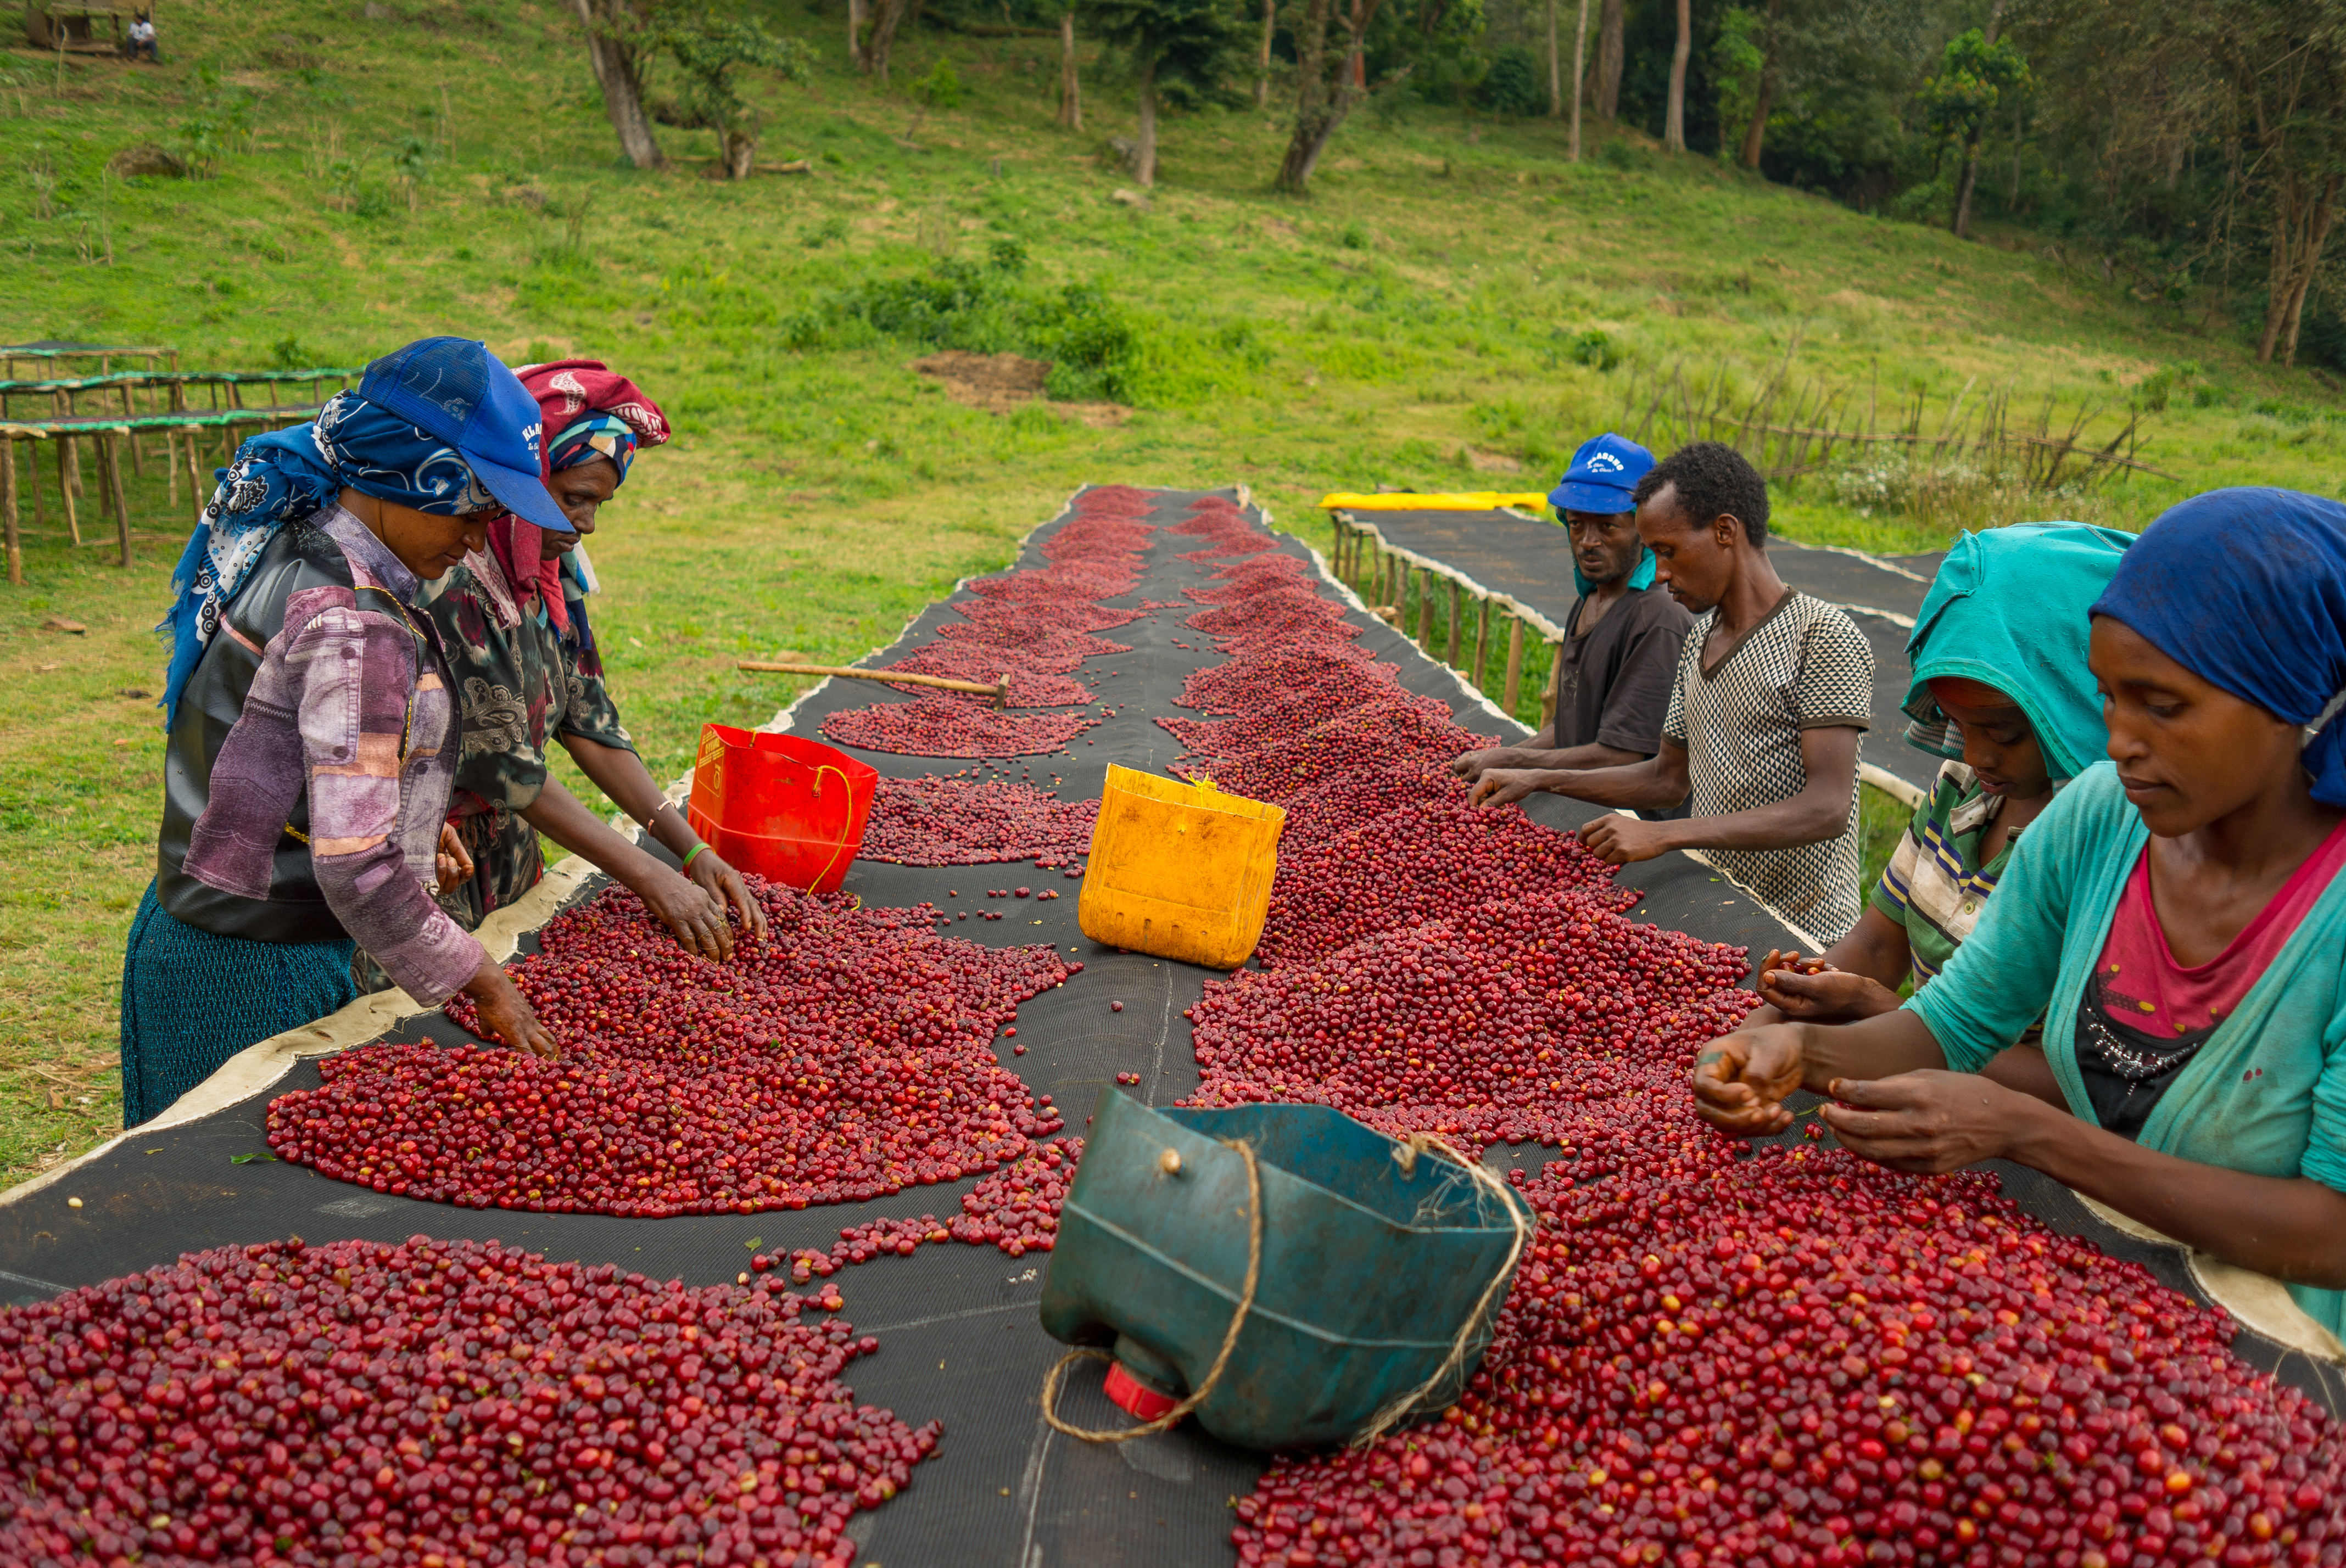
(1347, 1131, 1532, 1450)
(1038, 1137, 1264, 1444)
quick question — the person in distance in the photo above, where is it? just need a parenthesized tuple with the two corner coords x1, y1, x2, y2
(1470, 440, 1875, 944)
(1451, 433, 1693, 804)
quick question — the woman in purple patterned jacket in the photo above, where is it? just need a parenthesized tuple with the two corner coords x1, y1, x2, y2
(124, 339, 564, 1126)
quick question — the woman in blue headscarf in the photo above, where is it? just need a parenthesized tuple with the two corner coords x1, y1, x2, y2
(1692, 488, 2346, 1336)
(1747, 523, 2132, 1056)
(125, 339, 560, 1125)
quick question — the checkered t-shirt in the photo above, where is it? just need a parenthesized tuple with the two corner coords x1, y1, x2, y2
(1662, 591, 1874, 942)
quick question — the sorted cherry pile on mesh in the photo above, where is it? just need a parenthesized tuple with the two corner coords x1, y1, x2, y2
(265, 881, 1071, 1217)
(0, 1236, 932, 1568)
(858, 776, 1098, 867)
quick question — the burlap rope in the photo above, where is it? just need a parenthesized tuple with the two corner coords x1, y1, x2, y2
(1347, 1132, 1532, 1449)
(1040, 1138, 1265, 1443)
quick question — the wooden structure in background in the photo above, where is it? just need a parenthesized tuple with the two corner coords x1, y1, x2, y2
(1326, 509, 1568, 730)
(0, 362, 359, 586)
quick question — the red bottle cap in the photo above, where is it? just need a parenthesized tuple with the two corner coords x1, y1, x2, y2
(1103, 1359, 1181, 1424)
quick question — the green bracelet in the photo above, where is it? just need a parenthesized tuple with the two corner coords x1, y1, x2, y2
(683, 843, 710, 869)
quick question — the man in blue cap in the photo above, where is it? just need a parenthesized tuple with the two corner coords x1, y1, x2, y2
(1452, 432, 1693, 787)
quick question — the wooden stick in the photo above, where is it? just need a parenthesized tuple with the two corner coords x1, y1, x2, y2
(1446, 580, 1463, 666)
(2, 436, 19, 587)
(1472, 598, 1491, 692)
(738, 661, 1009, 708)
(1539, 641, 1564, 730)
(1502, 617, 1527, 715)
(101, 431, 131, 567)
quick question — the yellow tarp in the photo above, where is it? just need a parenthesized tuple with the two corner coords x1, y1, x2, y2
(1317, 492, 1550, 512)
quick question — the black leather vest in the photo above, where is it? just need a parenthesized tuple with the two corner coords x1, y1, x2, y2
(157, 524, 359, 943)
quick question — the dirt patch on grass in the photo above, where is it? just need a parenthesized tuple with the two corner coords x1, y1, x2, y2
(910, 352, 1130, 429)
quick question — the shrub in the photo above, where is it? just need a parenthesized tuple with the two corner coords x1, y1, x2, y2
(1479, 48, 1544, 119)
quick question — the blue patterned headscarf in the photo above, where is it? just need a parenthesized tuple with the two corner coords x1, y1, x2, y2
(548, 414, 642, 485)
(2092, 487, 2346, 808)
(158, 390, 496, 727)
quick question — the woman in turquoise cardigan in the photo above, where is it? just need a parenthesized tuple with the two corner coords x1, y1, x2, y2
(1692, 487, 2346, 1336)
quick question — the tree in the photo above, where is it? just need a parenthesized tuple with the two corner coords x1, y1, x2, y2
(651, 7, 813, 177)
(1079, 0, 1243, 186)
(867, 0, 913, 82)
(573, 0, 666, 169)
(2193, 0, 2346, 363)
(1060, 3, 1085, 127)
(1922, 24, 2029, 237)
(1663, 0, 1690, 152)
(1593, 0, 1622, 118)
(1545, 0, 1560, 118)
(1255, 0, 1275, 106)
(1731, 0, 1783, 169)
(1567, 0, 1589, 156)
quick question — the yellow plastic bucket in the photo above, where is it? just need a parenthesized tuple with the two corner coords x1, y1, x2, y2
(1077, 765, 1286, 970)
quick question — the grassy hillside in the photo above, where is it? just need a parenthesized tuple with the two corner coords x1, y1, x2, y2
(0, 0, 2337, 1181)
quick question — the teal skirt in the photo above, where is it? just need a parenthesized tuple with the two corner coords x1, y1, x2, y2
(119, 883, 356, 1127)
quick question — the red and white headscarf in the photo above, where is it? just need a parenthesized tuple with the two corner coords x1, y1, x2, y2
(485, 361, 670, 636)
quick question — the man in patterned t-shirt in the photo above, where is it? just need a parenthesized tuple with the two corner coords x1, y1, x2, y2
(1468, 441, 1874, 943)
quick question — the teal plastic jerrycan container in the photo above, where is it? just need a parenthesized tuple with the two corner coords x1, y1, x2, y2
(1038, 1090, 1531, 1451)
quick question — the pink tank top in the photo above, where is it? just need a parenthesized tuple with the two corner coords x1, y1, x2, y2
(2095, 817, 2346, 1038)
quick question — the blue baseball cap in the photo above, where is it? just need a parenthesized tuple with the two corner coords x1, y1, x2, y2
(1548, 432, 1655, 517)
(358, 337, 574, 534)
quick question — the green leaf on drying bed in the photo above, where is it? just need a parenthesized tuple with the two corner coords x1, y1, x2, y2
(230, 1151, 279, 1164)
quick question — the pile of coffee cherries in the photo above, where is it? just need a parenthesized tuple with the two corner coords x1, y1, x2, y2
(819, 497, 1158, 755)
(819, 694, 1099, 759)
(0, 1236, 934, 1568)
(859, 777, 1098, 867)
(267, 881, 1070, 1216)
(1239, 1145, 2346, 1568)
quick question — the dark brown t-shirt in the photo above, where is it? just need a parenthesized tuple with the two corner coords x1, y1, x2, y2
(1550, 583, 1694, 757)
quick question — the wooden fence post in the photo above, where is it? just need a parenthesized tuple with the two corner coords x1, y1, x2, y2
(184, 426, 207, 522)
(1412, 567, 1432, 644)
(1539, 641, 1564, 730)
(1502, 616, 1527, 715)
(121, 384, 143, 477)
(3, 436, 20, 587)
(1473, 598, 1492, 692)
(56, 438, 80, 546)
(1446, 581, 1463, 667)
(101, 432, 131, 567)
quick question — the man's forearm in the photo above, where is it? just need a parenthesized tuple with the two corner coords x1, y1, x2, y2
(1525, 759, 1688, 812)
(1636, 785, 1852, 855)
(562, 735, 696, 858)
(1510, 742, 1649, 772)
(519, 776, 666, 888)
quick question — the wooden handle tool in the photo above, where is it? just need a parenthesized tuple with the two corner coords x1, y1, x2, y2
(738, 662, 1012, 709)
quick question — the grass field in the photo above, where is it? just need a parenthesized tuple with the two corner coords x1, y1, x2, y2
(0, 0, 2337, 1183)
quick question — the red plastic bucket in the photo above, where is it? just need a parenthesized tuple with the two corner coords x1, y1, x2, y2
(686, 725, 878, 894)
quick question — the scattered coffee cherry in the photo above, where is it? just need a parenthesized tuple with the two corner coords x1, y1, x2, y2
(860, 777, 1097, 867)
(1110, 1001, 1125, 1013)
